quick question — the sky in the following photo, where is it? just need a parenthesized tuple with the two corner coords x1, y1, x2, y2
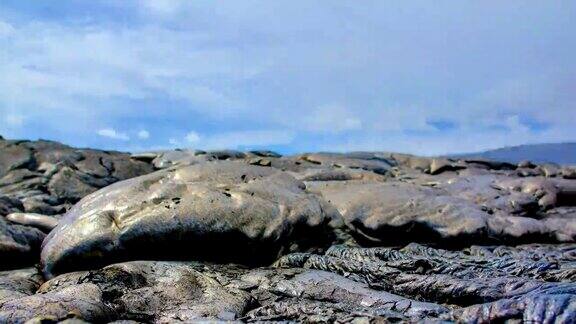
(0, 1, 575, 155)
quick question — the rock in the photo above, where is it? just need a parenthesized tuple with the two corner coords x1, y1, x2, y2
(429, 158, 466, 175)
(47, 167, 103, 203)
(308, 177, 576, 245)
(0, 195, 23, 216)
(73, 151, 113, 178)
(0, 217, 45, 268)
(248, 150, 282, 158)
(25, 317, 93, 324)
(0, 267, 44, 304)
(452, 293, 576, 322)
(463, 158, 517, 170)
(0, 261, 252, 323)
(0, 169, 42, 188)
(540, 163, 561, 177)
(130, 152, 159, 163)
(0, 138, 156, 269)
(108, 155, 155, 181)
(390, 154, 431, 172)
(308, 180, 494, 244)
(562, 166, 576, 179)
(26, 140, 82, 166)
(0, 280, 113, 323)
(0, 176, 46, 199)
(518, 160, 537, 169)
(31, 243, 571, 323)
(21, 197, 64, 215)
(297, 153, 393, 175)
(149, 150, 206, 169)
(150, 150, 247, 168)
(0, 139, 154, 207)
(247, 157, 272, 167)
(41, 161, 340, 277)
(515, 167, 542, 177)
(295, 168, 385, 182)
(6, 213, 59, 232)
(274, 243, 576, 322)
(203, 150, 247, 160)
(492, 177, 576, 210)
(0, 144, 34, 178)
(243, 269, 448, 321)
(2, 136, 576, 322)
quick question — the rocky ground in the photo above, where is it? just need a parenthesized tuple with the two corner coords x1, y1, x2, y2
(1, 136, 575, 323)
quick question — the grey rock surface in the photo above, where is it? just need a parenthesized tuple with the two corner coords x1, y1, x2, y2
(306, 175, 576, 245)
(0, 216, 45, 268)
(0, 261, 252, 323)
(0, 137, 575, 322)
(0, 138, 154, 268)
(275, 243, 576, 322)
(41, 161, 339, 277)
(6, 213, 60, 232)
(0, 267, 43, 305)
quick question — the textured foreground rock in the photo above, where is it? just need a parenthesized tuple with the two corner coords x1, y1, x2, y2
(275, 243, 576, 322)
(0, 261, 252, 323)
(0, 267, 43, 305)
(0, 216, 45, 268)
(5, 243, 576, 323)
(308, 176, 576, 246)
(42, 161, 339, 277)
(1, 138, 154, 268)
(1, 138, 575, 322)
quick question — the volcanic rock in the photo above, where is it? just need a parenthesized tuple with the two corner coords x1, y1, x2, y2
(0, 261, 252, 323)
(41, 161, 339, 277)
(0, 217, 45, 268)
(6, 213, 60, 232)
(275, 243, 576, 322)
(0, 138, 155, 268)
(1, 137, 576, 322)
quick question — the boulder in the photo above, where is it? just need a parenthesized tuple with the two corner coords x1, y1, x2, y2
(308, 179, 576, 245)
(0, 267, 43, 305)
(41, 161, 340, 277)
(0, 139, 154, 208)
(274, 243, 576, 323)
(0, 261, 251, 323)
(6, 213, 59, 232)
(0, 144, 34, 178)
(297, 153, 393, 175)
(0, 217, 45, 268)
(0, 195, 23, 216)
(2, 136, 576, 322)
(429, 158, 466, 175)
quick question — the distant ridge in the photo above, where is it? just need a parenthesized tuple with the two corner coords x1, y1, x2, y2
(453, 143, 576, 165)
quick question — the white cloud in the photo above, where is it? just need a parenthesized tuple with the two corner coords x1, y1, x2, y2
(206, 130, 294, 148)
(137, 130, 150, 139)
(185, 131, 201, 143)
(0, 2, 574, 153)
(142, 0, 188, 16)
(180, 130, 294, 149)
(299, 104, 362, 133)
(0, 20, 14, 38)
(317, 123, 576, 157)
(5, 113, 25, 126)
(504, 115, 530, 135)
(0, 20, 257, 129)
(97, 128, 130, 141)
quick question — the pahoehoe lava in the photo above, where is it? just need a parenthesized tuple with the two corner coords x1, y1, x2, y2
(1, 137, 575, 323)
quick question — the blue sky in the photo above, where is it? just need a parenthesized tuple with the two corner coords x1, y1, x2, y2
(0, 1, 575, 155)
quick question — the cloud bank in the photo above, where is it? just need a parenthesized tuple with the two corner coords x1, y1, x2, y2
(0, 1, 574, 155)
